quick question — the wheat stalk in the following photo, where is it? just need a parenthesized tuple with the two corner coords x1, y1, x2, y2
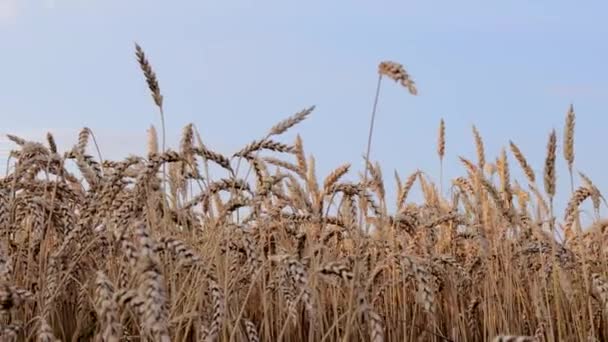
(135, 43, 167, 200)
(361, 61, 417, 232)
(563, 104, 575, 192)
(543, 129, 557, 218)
(438, 118, 446, 194)
(472, 125, 486, 170)
(509, 140, 535, 184)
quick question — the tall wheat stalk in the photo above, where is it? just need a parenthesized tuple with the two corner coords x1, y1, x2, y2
(438, 118, 446, 194)
(564, 104, 575, 193)
(135, 43, 167, 196)
(135, 43, 165, 154)
(360, 74, 384, 232)
(361, 61, 417, 232)
(544, 129, 557, 228)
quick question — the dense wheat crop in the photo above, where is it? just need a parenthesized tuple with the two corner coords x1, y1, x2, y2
(0, 46, 606, 342)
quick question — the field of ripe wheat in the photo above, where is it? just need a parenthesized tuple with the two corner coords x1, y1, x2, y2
(0, 44, 606, 342)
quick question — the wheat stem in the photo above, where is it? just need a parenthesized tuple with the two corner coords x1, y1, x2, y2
(360, 74, 384, 233)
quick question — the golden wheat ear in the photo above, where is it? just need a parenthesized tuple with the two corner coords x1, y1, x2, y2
(378, 60, 417, 94)
(509, 140, 535, 184)
(472, 125, 486, 170)
(438, 118, 446, 193)
(563, 104, 575, 191)
(134, 43, 163, 108)
(543, 129, 557, 215)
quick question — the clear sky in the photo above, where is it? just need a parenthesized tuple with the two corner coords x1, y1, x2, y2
(1, 0, 607, 218)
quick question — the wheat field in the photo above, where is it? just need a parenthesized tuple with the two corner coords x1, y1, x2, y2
(0, 45, 606, 342)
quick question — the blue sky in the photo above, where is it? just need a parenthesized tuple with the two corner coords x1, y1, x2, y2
(1, 0, 607, 219)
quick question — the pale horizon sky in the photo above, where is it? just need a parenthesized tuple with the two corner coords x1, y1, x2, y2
(2, 0, 607, 220)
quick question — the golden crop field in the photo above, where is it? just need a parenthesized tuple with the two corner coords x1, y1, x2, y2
(0, 44, 605, 342)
